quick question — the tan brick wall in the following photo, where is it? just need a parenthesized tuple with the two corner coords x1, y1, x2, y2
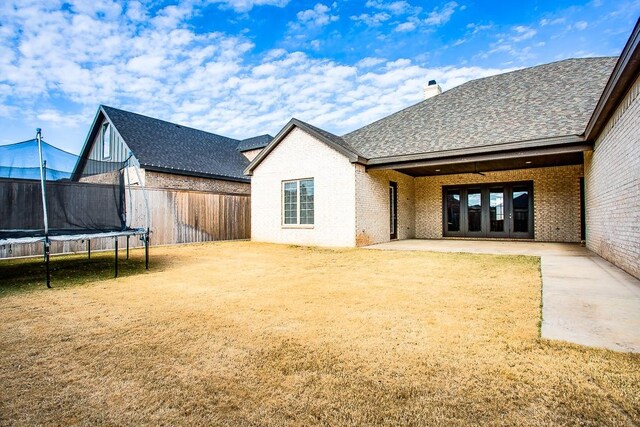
(251, 127, 357, 247)
(415, 165, 584, 242)
(584, 75, 640, 279)
(144, 170, 250, 195)
(79, 170, 122, 185)
(355, 166, 415, 246)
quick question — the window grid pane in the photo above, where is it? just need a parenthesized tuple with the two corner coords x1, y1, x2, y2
(299, 179, 314, 224)
(283, 182, 297, 224)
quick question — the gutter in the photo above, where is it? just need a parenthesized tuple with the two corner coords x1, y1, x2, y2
(366, 143, 592, 171)
(365, 134, 586, 166)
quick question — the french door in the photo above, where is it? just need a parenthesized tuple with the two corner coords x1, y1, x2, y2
(443, 182, 533, 238)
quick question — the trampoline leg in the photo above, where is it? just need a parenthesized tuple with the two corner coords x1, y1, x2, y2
(45, 240, 51, 289)
(126, 236, 129, 260)
(114, 237, 118, 278)
(145, 233, 149, 270)
(87, 240, 91, 259)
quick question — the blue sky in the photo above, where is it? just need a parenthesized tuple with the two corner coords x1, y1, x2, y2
(0, 0, 638, 153)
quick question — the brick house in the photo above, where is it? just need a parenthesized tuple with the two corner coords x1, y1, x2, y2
(246, 20, 640, 279)
(75, 105, 272, 194)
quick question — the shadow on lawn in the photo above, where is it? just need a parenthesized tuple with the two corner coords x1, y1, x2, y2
(0, 250, 169, 296)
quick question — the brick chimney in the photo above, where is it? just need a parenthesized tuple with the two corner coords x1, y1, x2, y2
(423, 79, 442, 100)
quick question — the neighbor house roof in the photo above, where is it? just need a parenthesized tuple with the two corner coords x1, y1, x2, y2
(237, 134, 273, 152)
(342, 57, 618, 161)
(77, 106, 273, 182)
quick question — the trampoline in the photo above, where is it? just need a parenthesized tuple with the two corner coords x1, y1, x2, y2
(0, 129, 150, 287)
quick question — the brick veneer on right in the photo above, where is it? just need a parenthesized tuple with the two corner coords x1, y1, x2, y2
(584, 75, 640, 279)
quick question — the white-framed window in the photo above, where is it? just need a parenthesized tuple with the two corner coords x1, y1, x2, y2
(282, 178, 314, 226)
(102, 122, 111, 159)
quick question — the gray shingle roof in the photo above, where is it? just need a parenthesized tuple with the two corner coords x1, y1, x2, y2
(294, 119, 364, 158)
(237, 134, 273, 152)
(342, 57, 618, 159)
(101, 106, 250, 181)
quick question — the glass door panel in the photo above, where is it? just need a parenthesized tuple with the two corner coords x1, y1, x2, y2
(512, 186, 530, 235)
(489, 188, 505, 233)
(467, 189, 482, 232)
(445, 189, 461, 232)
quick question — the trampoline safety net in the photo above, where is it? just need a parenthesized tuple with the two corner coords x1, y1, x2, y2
(0, 129, 150, 287)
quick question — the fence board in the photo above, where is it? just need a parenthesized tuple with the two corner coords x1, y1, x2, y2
(1, 185, 251, 258)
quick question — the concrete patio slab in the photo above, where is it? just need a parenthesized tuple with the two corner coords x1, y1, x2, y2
(366, 239, 640, 353)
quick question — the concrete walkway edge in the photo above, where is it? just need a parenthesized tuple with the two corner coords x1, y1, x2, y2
(366, 240, 640, 353)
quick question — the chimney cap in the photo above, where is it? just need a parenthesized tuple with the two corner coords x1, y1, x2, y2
(428, 80, 437, 86)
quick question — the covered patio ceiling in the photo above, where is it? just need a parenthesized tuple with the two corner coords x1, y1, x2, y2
(366, 143, 590, 177)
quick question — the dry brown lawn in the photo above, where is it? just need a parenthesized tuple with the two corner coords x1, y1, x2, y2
(0, 241, 639, 426)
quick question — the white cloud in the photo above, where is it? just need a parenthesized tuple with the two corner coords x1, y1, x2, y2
(294, 3, 339, 28)
(350, 12, 391, 27)
(574, 21, 588, 30)
(466, 22, 492, 34)
(356, 57, 386, 68)
(395, 21, 417, 32)
(511, 25, 537, 42)
(540, 17, 566, 26)
(424, 1, 458, 26)
(36, 109, 92, 129)
(207, 0, 290, 12)
(0, 0, 513, 151)
(365, 0, 412, 15)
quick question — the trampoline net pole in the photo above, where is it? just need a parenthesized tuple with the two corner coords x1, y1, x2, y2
(145, 231, 149, 270)
(114, 237, 118, 278)
(45, 238, 51, 289)
(36, 128, 49, 236)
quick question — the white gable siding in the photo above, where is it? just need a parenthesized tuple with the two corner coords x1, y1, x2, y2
(251, 127, 356, 247)
(83, 117, 132, 176)
(87, 118, 130, 162)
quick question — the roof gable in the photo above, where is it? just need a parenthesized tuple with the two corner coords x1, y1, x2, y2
(244, 118, 364, 176)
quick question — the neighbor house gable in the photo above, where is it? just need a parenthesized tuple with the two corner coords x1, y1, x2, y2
(244, 118, 366, 176)
(72, 106, 132, 181)
(75, 105, 256, 184)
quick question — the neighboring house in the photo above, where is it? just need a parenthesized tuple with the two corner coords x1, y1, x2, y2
(246, 20, 640, 279)
(74, 105, 272, 194)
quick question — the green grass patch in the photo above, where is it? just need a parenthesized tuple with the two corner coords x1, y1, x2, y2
(0, 250, 149, 296)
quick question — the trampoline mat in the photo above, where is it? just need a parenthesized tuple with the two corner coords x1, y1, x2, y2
(0, 228, 146, 246)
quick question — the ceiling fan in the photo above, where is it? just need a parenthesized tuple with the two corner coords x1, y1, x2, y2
(472, 162, 486, 176)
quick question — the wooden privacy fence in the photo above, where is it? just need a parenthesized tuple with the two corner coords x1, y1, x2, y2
(0, 186, 251, 258)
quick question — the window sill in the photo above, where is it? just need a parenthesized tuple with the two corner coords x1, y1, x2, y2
(281, 225, 315, 229)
